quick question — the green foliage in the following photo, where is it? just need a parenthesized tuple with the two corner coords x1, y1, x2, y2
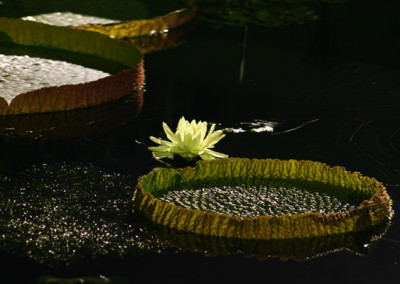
(135, 158, 392, 240)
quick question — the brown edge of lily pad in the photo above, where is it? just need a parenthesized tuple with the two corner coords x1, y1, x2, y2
(0, 17, 144, 115)
(133, 158, 393, 240)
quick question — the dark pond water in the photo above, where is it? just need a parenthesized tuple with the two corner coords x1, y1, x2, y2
(1, 0, 400, 283)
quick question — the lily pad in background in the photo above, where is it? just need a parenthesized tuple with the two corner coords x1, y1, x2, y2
(127, 23, 195, 54)
(73, 6, 197, 39)
(196, 0, 345, 27)
(0, 17, 144, 115)
(2, 0, 197, 40)
(134, 158, 393, 239)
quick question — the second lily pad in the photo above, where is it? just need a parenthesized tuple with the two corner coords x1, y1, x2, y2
(0, 17, 144, 115)
(134, 158, 393, 240)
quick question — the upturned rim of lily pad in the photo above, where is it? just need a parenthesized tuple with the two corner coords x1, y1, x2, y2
(73, 5, 197, 39)
(0, 17, 144, 115)
(133, 157, 393, 240)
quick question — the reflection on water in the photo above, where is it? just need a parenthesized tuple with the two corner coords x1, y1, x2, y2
(151, 219, 391, 262)
(222, 119, 276, 133)
(0, 163, 170, 266)
(220, 119, 321, 135)
(0, 91, 143, 140)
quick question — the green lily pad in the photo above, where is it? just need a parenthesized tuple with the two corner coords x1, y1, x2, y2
(134, 158, 393, 239)
(0, 17, 144, 115)
(3, 0, 197, 39)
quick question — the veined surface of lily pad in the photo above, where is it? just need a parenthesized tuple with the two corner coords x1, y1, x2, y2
(0, 55, 110, 104)
(21, 12, 121, 27)
(0, 17, 144, 115)
(134, 158, 393, 240)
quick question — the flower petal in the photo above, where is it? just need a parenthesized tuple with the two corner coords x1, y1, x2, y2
(199, 152, 213, 160)
(199, 121, 208, 141)
(202, 123, 216, 146)
(162, 122, 177, 143)
(152, 151, 174, 159)
(204, 132, 226, 148)
(204, 148, 229, 159)
(148, 145, 171, 152)
(149, 136, 174, 146)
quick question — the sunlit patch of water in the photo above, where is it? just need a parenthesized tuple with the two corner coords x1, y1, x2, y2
(221, 119, 277, 134)
(0, 163, 169, 266)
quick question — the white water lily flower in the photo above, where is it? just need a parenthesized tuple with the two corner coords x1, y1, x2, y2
(148, 116, 228, 160)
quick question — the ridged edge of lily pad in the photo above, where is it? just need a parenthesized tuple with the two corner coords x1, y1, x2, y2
(0, 17, 144, 115)
(73, 6, 197, 38)
(133, 158, 393, 240)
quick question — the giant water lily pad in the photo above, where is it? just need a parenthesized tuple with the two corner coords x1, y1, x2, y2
(0, 17, 144, 115)
(134, 158, 393, 239)
(9, 0, 197, 55)
(3, 0, 196, 40)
